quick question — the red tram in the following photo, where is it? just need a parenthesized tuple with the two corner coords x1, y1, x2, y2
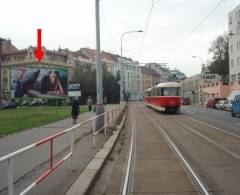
(144, 82, 181, 113)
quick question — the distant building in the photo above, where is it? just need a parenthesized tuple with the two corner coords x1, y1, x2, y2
(228, 4, 240, 91)
(200, 81, 231, 105)
(1, 39, 18, 53)
(116, 57, 142, 101)
(181, 74, 221, 105)
(140, 66, 161, 92)
(73, 48, 116, 75)
(145, 63, 171, 83)
(169, 69, 186, 82)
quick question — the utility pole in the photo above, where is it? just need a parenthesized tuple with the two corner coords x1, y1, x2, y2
(95, 0, 104, 129)
(0, 38, 5, 105)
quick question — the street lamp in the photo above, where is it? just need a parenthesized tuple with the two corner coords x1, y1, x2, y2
(192, 55, 207, 74)
(120, 30, 143, 101)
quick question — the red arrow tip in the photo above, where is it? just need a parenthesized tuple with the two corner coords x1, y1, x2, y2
(35, 49, 44, 62)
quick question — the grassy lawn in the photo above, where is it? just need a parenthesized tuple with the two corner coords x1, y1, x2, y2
(0, 106, 88, 137)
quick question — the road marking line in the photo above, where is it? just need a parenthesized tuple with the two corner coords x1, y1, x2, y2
(184, 116, 240, 139)
(180, 123, 240, 161)
(142, 108, 210, 195)
(184, 110, 195, 114)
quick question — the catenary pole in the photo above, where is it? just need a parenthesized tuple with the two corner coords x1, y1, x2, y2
(95, 0, 105, 129)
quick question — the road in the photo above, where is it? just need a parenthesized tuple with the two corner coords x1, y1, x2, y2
(89, 102, 240, 195)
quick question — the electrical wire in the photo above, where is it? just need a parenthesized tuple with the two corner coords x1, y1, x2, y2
(165, 0, 226, 60)
(136, 0, 155, 61)
(100, 5, 118, 54)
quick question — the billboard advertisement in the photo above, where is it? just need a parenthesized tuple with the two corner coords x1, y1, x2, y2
(11, 67, 68, 99)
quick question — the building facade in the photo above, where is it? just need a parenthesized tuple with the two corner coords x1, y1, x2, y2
(75, 48, 116, 75)
(181, 74, 221, 105)
(228, 5, 240, 89)
(140, 66, 161, 92)
(116, 57, 142, 101)
(200, 81, 231, 105)
(145, 63, 171, 83)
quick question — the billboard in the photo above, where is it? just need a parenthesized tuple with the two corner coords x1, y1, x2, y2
(11, 67, 68, 99)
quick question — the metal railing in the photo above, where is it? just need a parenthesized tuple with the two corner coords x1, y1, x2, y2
(0, 103, 125, 195)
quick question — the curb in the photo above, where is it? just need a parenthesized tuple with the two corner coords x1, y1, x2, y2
(65, 107, 128, 195)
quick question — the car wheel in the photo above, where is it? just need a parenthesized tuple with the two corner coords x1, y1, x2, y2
(231, 111, 236, 117)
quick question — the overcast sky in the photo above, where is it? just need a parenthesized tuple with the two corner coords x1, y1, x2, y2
(1, 0, 239, 76)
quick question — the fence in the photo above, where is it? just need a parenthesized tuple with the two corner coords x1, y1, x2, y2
(0, 103, 125, 195)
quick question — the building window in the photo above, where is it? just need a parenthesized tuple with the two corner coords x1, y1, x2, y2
(237, 41, 240, 50)
(231, 59, 234, 67)
(231, 74, 236, 81)
(237, 57, 240, 66)
(229, 16, 232, 25)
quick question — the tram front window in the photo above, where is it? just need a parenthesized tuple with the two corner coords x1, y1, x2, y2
(164, 87, 180, 96)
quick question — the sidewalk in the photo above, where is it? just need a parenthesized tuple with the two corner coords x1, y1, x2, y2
(0, 105, 115, 194)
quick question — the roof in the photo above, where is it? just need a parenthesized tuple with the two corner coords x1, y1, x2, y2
(79, 48, 116, 62)
(155, 82, 181, 88)
(141, 66, 160, 76)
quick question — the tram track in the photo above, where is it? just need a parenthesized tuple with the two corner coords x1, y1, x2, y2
(141, 106, 210, 195)
(121, 107, 136, 195)
(143, 105, 240, 195)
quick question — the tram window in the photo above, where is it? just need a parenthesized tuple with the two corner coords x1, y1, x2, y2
(154, 88, 157, 96)
(164, 87, 179, 96)
(161, 88, 164, 96)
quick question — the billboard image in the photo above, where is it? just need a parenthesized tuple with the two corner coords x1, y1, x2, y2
(11, 67, 68, 99)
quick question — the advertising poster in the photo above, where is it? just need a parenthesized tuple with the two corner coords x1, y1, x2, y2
(11, 67, 68, 99)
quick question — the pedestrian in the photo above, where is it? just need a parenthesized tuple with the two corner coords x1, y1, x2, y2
(87, 96, 93, 112)
(103, 96, 107, 106)
(71, 97, 79, 124)
(93, 100, 97, 112)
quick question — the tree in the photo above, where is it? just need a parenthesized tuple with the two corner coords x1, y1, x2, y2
(207, 33, 229, 80)
(73, 62, 120, 104)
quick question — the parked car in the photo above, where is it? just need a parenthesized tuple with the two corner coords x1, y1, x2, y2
(231, 95, 240, 117)
(215, 100, 227, 110)
(30, 99, 47, 106)
(0, 102, 18, 109)
(224, 100, 232, 111)
(181, 98, 190, 105)
(207, 98, 226, 109)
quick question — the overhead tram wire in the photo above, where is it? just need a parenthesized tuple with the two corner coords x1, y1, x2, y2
(100, 5, 118, 55)
(165, 0, 226, 60)
(136, 0, 155, 61)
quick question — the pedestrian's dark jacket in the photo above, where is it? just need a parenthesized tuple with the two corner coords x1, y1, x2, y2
(71, 99, 79, 117)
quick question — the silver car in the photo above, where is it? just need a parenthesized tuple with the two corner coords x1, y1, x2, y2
(215, 100, 227, 110)
(224, 100, 232, 111)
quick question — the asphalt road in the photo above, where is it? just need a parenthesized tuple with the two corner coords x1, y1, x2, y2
(89, 102, 240, 195)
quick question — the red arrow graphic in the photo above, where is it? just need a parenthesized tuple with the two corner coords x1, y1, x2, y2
(35, 29, 44, 62)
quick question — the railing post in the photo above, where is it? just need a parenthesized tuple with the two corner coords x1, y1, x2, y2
(8, 157, 13, 195)
(70, 130, 74, 170)
(50, 139, 53, 169)
(104, 112, 107, 135)
(92, 118, 96, 147)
